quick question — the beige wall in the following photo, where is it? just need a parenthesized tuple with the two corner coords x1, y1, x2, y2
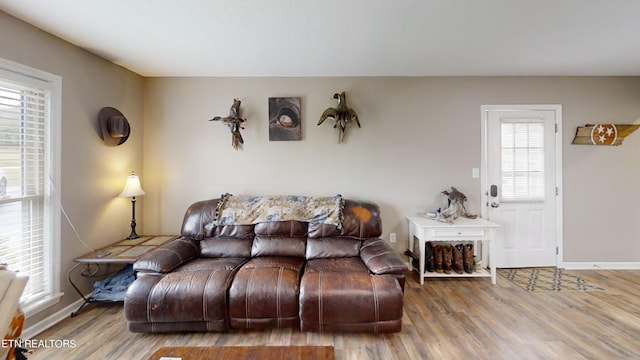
(0, 11, 145, 326)
(143, 77, 640, 264)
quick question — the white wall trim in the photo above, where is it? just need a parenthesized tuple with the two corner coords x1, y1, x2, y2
(561, 262, 640, 270)
(22, 292, 64, 318)
(22, 295, 89, 339)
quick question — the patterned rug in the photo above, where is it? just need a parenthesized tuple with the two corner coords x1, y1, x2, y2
(498, 267, 605, 292)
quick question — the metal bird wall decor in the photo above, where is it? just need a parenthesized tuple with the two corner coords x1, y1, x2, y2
(209, 98, 247, 150)
(317, 91, 360, 143)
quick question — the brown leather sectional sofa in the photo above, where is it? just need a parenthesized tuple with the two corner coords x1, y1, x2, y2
(124, 197, 408, 333)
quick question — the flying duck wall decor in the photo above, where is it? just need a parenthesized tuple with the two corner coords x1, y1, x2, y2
(209, 98, 247, 150)
(317, 91, 360, 143)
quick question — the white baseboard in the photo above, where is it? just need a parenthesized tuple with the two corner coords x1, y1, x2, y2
(22, 295, 88, 339)
(561, 262, 640, 270)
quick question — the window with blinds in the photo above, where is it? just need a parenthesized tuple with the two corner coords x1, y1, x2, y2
(500, 121, 545, 201)
(0, 59, 61, 315)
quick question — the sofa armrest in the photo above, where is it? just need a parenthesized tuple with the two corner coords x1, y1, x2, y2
(133, 237, 200, 274)
(360, 238, 409, 275)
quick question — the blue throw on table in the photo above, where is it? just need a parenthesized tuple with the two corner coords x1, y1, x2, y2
(91, 264, 135, 302)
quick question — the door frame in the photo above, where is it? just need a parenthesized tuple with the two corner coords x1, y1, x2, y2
(480, 104, 564, 267)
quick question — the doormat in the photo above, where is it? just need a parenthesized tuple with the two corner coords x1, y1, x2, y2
(498, 267, 605, 292)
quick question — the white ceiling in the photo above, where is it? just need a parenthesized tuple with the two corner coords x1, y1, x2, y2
(2, 0, 640, 77)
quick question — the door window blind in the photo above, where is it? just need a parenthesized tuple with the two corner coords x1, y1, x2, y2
(500, 121, 545, 201)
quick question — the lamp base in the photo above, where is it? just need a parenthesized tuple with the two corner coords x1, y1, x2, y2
(127, 196, 140, 240)
(127, 229, 140, 240)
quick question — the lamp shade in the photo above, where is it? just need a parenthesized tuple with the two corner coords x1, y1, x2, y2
(119, 172, 145, 198)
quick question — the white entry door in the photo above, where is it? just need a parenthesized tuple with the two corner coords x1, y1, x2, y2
(481, 105, 562, 268)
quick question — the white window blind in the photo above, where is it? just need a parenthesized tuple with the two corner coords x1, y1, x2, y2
(0, 59, 61, 315)
(500, 121, 545, 201)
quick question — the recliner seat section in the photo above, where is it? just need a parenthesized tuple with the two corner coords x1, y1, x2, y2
(124, 196, 408, 333)
(228, 220, 307, 329)
(229, 256, 304, 329)
(125, 258, 245, 333)
(299, 271, 404, 333)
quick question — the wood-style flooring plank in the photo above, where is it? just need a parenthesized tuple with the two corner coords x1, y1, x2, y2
(25, 270, 640, 360)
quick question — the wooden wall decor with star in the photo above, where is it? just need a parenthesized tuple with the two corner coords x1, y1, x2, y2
(572, 124, 639, 145)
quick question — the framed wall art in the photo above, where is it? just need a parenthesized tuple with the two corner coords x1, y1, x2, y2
(269, 97, 301, 141)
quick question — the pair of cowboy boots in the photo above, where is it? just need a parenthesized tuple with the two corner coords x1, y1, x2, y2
(430, 243, 453, 274)
(407, 245, 437, 272)
(425, 242, 435, 272)
(428, 243, 474, 274)
(462, 244, 474, 274)
(453, 244, 475, 274)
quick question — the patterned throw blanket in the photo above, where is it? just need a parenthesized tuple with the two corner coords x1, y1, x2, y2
(214, 194, 345, 228)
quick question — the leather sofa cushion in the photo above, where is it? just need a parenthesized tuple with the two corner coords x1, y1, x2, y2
(308, 200, 382, 239)
(360, 238, 409, 275)
(200, 237, 252, 258)
(254, 220, 307, 237)
(180, 198, 255, 240)
(304, 257, 369, 273)
(305, 238, 361, 259)
(125, 270, 230, 323)
(229, 257, 305, 329)
(134, 237, 200, 274)
(174, 258, 247, 272)
(252, 221, 308, 257)
(238, 256, 304, 271)
(299, 271, 403, 333)
(213, 224, 254, 239)
(252, 236, 306, 257)
(125, 257, 246, 327)
(181, 198, 219, 239)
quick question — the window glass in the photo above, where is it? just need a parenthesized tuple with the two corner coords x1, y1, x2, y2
(0, 60, 60, 314)
(500, 121, 545, 201)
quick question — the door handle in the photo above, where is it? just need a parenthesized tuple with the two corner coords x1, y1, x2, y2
(491, 202, 500, 208)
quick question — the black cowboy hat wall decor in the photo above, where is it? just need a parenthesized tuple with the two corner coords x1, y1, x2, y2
(99, 107, 131, 146)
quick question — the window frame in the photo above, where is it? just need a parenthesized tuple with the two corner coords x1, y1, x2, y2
(0, 58, 62, 316)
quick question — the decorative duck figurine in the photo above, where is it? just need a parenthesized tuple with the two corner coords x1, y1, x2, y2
(209, 98, 246, 150)
(438, 187, 477, 222)
(317, 92, 360, 143)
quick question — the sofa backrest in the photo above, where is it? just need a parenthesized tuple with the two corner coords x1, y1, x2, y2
(308, 199, 382, 239)
(306, 199, 381, 259)
(253, 220, 308, 257)
(180, 197, 382, 259)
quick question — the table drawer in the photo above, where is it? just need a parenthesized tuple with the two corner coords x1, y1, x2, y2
(429, 228, 487, 239)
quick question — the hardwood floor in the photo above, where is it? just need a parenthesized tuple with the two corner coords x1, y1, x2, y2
(26, 270, 640, 360)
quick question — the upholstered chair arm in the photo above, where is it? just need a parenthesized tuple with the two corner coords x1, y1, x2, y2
(359, 238, 409, 275)
(133, 237, 200, 274)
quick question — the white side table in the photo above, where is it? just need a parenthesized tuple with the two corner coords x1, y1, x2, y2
(407, 216, 501, 285)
